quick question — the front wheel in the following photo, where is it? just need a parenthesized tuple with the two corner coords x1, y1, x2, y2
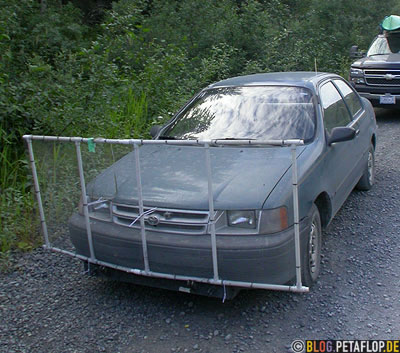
(301, 204, 322, 287)
(356, 144, 375, 191)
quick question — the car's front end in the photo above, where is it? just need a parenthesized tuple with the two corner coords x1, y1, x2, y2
(350, 65, 400, 107)
(69, 204, 312, 286)
(68, 140, 313, 289)
(349, 33, 400, 107)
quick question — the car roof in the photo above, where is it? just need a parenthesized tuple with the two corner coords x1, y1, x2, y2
(208, 71, 337, 92)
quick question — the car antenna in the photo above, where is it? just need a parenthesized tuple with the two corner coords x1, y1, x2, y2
(314, 58, 318, 75)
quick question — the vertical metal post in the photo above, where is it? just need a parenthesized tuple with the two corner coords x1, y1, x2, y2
(27, 138, 50, 248)
(291, 145, 302, 289)
(134, 143, 150, 273)
(75, 141, 95, 260)
(205, 143, 219, 281)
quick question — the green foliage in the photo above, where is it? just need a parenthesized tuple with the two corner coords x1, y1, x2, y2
(106, 89, 148, 138)
(1, 0, 399, 257)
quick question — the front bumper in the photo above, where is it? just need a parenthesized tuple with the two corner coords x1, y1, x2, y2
(69, 213, 310, 286)
(359, 92, 400, 106)
(351, 82, 400, 106)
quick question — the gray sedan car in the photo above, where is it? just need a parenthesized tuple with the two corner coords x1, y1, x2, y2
(69, 72, 376, 298)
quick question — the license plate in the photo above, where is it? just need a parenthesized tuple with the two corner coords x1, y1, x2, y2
(380, 94, 396, 104)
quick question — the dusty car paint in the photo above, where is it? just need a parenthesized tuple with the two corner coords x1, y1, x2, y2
(69, 72, 377, 296)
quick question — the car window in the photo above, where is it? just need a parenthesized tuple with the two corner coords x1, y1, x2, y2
(333, 79, 362, 118)
(164, 86, 316, 141)
(319, 81, 352, 132)
(367, 35, 400, 55)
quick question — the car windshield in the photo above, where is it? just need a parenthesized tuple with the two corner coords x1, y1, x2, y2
(164, 86, 316, 141)
(367, 35, 400, 55)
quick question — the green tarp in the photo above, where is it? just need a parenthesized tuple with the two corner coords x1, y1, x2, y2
(381, 15, 400, 31)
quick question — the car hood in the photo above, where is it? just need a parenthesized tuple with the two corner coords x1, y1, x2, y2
(352, 54, 400, 68)
(87, 144, 305, 210)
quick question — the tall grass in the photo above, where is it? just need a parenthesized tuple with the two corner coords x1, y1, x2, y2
(107, 90, 149, 138)
(1, 129, 40, 267)
(0, 90, 150, 266)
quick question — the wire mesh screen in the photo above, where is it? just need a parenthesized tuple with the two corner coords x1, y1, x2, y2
(31, 139, 132, 251)
(31, 140, 78, 250)
(24, 135, 308, 293)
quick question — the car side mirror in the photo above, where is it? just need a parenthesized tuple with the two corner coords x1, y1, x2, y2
(150, 125, 162, 138)
(350, 45, 365, 58)
(328, 127, 356, 146)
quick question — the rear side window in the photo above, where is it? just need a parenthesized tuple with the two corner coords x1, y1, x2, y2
(333, 79, 362, 117)
(320, 82, 352, 132)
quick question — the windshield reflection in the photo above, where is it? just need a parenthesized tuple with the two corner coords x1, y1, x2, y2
(165, 86, 316, 141)
(368, 35, 400, 55)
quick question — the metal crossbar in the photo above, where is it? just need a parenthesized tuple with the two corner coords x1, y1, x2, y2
(23, 134, 309, 293)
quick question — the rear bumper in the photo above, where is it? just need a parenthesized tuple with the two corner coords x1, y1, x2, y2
(69, 214, 310, 285)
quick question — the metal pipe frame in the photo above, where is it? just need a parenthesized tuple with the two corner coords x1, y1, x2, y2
(50, 246, 308, 292)
(24, 134, 308, 294)
(75, 142, 96, 261)
(204, 143, 219, 281)
(134, 144, 150, 273)
(291, 145, 303, 290)
(26, 139, 50, 248)
(23, 135, 303, 147)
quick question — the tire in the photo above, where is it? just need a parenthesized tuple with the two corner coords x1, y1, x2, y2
(356, 144, 375, 191)
(301, 204, 322, 287)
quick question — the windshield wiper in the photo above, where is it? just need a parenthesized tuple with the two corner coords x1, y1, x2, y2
(213, 137, 255, 140)
(158, 135, 179, 140)
(158, 136, 257, 141)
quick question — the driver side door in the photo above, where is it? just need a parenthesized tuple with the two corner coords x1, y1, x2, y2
(319, 80, 359, 215)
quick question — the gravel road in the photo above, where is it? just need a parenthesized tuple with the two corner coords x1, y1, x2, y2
(1, 108, 399, 353)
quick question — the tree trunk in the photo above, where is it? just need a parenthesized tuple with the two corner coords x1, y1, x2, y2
(40, 0, 46, 14)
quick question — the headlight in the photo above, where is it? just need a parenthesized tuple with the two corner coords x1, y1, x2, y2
(227, 210, 256, 229)
(350, 77, 365, 84)
(217, 208, 288, 234)
(79, 196, 112, 222)
(259, 207, 288, 234)
(350, 67, 363, 77)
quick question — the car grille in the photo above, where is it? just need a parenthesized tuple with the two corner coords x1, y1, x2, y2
(364, 69, 400, 86)
(112, 203, 210, 234)
(365, 77, 400, 86)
